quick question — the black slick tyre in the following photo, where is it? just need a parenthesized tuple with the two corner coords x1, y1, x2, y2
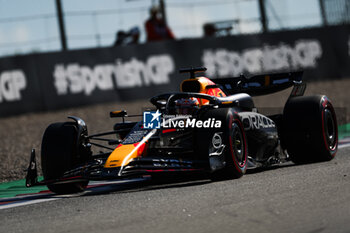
(196, 108, 248, 180)
(282, 95, 338, 163)
(41, 122, 88, 194)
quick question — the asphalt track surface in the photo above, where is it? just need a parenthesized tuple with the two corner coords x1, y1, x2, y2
(0, 146, 349, 233)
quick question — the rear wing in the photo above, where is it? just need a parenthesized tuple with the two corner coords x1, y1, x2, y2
(213, 71, 306, 97)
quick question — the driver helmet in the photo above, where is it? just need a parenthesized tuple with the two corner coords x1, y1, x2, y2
(175, 98, 199, 115)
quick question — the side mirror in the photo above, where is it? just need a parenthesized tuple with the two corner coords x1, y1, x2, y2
(156, 100, 167, 107)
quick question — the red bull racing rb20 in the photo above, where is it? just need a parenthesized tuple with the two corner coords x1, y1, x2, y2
(26, 67, 338, 194)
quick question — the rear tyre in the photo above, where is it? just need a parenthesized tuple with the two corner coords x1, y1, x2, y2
(41, 122, 88, 194)
(282, 95, 338, 163)
(196, 108, 248, 180)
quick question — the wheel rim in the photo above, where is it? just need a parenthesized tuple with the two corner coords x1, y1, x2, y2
(324, 108, 337, 150)
(231, 123, 245, 167)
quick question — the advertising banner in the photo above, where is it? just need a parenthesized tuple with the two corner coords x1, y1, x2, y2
(0, 25, 349, 117)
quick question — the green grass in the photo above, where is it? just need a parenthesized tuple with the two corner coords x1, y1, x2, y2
(338, 123, 350, 140)
(0, 177, 47, 199)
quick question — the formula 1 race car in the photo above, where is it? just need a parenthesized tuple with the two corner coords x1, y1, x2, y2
(26, 67, 338, 194)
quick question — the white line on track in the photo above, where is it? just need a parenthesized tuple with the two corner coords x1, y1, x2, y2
(338, 144, 350, 149)
(0, 178, 147, 210)
(0, 197, 62, 210)
(338, 137, 350, 149)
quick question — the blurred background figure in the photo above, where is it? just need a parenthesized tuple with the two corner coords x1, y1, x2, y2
(114, 30, 127, 46)
(203, 21, 235, 37)
(128, 27, 140, 45)
(203, 23, 216, 37)
(113, 26, 140, 46)
(145, 5, 175, 42)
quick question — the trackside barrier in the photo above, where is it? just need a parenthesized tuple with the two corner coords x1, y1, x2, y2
(0, 25, 349, 117)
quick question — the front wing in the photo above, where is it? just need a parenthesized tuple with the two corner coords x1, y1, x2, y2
(26, 149, 207, 187)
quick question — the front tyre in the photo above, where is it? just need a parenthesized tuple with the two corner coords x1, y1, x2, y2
(41, 122, 89, 194)
(196, 108, 248, 180)
(228, 119, 248, 176)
